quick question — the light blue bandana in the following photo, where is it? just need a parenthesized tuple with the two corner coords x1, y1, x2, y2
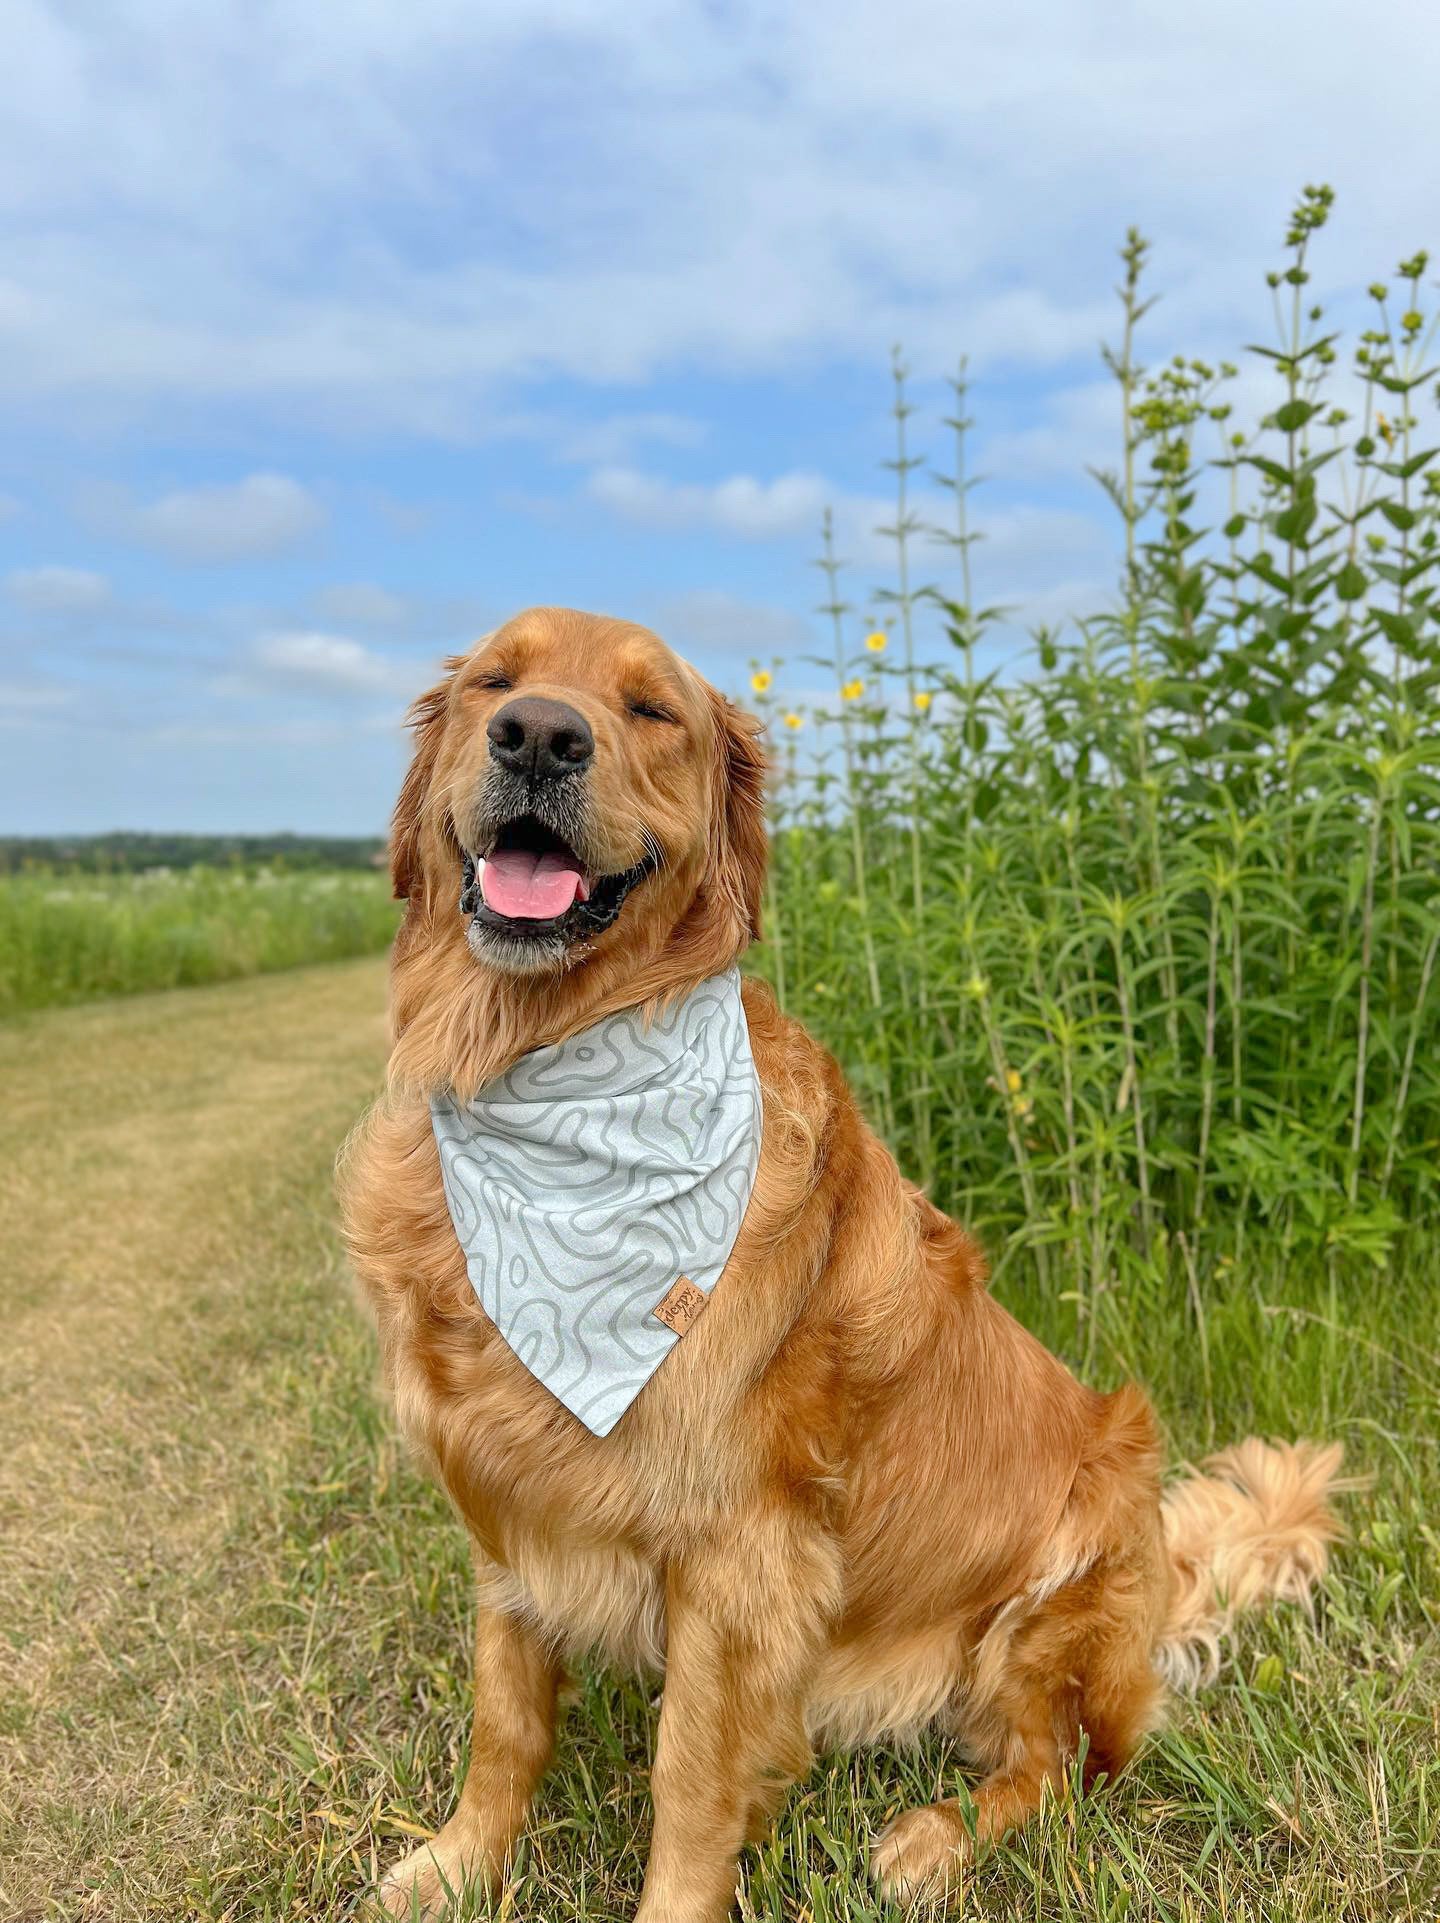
(430, 970, 761, 1436)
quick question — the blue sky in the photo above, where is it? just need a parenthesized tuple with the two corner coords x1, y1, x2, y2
(2, 0, 1435, 834)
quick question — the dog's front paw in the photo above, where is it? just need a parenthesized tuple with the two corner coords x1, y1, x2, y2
(376, 1823, 500, 1920)
(870, 1802, 972, 1903)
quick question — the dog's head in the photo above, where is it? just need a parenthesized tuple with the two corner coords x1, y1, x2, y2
(391, 607, 767, 1000)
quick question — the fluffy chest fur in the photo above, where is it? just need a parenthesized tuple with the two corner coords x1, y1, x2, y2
(348, 987, 847, 1649)
(344, 982, 1103, 1716)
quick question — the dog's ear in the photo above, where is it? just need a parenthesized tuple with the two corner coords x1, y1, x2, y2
(391, 661, 460, 902)
(708, 689, 769, 944)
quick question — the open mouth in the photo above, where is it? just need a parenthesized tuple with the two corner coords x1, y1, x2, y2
(460, 815, 655, 945)
(472, 816, 592, 920)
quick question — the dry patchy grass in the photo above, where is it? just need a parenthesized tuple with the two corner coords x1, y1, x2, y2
(0, 963, 1436, 1921)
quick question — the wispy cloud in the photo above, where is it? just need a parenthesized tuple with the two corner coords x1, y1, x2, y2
(5, 3, 1432, 434)
(587, 466, 829, 539)
(95, 474, 325, 564)
(312, 582, 410, 628)
(243, 631, 416, 699)
(0, 2, 1430, 832)
(555, 413, 707, 466)
(5, 565, 112, 613)
(0, 678, 75, 720)
(651, 589, 815, 663)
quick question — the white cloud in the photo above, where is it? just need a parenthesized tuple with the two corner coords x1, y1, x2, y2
(309, 582, 501, 646)
(583, 458, 1120, 635)
(103, 473, 325, 563)
(0, 678, 74, 717)
(583, 448, 1119, 591)
(979, 382, 1122, 483)
(979, 504, 1114, 570)
(313, 581, 410, 627)
(848, 491, 1114, 577)
(246, 630, 410, 697)
(3, 3, 1432, 430)
(993, 575, 1114, 639)
(556, 412, 706, 465)
(5, 564, 111, 612)
(144, 712, 400, 748)
(650, 589, 815, 663)
(587, 466, 829, 539)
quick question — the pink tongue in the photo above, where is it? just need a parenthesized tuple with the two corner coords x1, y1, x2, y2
(481, 849, 585, 920)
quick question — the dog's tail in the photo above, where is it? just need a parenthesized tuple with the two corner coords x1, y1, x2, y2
(1154, 1438, 1355, 1690)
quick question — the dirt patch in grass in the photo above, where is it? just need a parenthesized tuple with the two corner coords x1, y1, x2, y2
(0, 961, 393, 1918)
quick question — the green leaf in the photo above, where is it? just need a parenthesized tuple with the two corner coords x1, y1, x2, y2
(1386, 447, 1439, 481)
(1252, 1654, 1285, 1694)
(1274, 399, 1317, 433)
(1243, 454, 1292, 486)
(1274, 500, 1318, 544)
(1245, 552, 1290, 593)
(1335, 561, 1368, 602)
(1374, 608, 1417, 651)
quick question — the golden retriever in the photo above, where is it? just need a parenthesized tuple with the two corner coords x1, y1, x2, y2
(340, 606, 1346, 1920)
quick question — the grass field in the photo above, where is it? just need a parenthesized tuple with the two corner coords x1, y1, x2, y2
(2, 961, 1436, 1922)
(0, 867, 400, 1016)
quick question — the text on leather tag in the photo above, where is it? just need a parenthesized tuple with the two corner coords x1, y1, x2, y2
(653, 1277, 707, 1336)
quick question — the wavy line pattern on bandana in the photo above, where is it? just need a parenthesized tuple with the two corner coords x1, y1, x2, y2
(430, 969, 762, 1436)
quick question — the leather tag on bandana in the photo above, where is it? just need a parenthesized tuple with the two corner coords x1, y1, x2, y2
(653, 1277, 707, 1336)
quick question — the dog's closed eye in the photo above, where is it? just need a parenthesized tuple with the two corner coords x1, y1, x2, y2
(627, 696, 677, 723)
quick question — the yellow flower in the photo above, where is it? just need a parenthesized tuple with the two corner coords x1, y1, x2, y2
(913, 690, 932, 713)
(1014, 1095, 1034, 1121)
(865, 630, 888, 653)
(750, 670, 773, 694)
(783, 712, 803, 731)
(841, 678, 864, 700)
(1005, 1067, 1023, 1094)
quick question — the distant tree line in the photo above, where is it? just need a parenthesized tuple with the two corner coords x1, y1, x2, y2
(0, 832, 388, 875)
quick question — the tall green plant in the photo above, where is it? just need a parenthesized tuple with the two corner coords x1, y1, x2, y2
(754, 187, 1440, 1319)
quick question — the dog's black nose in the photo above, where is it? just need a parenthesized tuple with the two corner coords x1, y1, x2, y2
(487, 696, 594, 784)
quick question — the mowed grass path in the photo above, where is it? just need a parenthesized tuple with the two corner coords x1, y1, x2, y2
(1, 964, 1436, 1921)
